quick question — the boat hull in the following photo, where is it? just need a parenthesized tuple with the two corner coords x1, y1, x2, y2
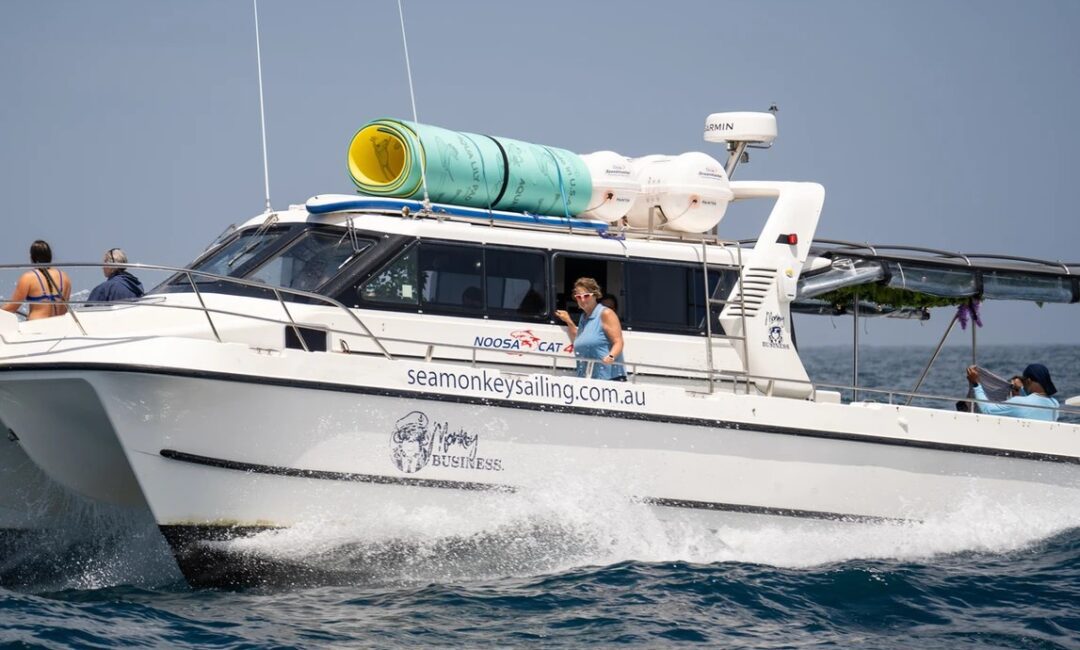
(2, 363, 1079, 586)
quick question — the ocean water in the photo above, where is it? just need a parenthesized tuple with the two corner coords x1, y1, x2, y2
(1, 345, 1079, 648)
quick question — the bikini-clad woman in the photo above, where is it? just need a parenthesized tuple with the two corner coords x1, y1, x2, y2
(1, 240, 72, 320)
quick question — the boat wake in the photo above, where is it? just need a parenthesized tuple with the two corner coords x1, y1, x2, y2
(0, 494, 179, 592)
(4, 472, 1077, 591)
(190, 478, 1080, 589)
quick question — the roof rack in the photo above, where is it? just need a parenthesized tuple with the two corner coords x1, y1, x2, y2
(306, 194, 758, 249)
(306, 194, 609, 235)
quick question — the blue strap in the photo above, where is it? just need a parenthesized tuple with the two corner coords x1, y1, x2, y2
(32, 269, 48, 295)
(542, 146, 572, 220)
(27, 269, 61, 305)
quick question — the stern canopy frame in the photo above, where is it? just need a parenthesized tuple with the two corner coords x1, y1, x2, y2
(796, 239, 1080, 314)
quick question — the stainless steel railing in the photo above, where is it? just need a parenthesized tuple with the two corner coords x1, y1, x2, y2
(0, 262, 1076, 421)
(0, 262, 392, 359)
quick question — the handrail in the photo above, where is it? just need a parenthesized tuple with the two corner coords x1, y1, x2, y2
(0, 262, 1076, 420)
(360, 335, 1078, 417)
(699, 231, 752, 393)
(0, 261, 393, 360)
(186, 270, 221, 343)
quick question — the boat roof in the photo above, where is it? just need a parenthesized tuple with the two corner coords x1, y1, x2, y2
(241, 195, 750, 267)
(259, 195, 1077, 310)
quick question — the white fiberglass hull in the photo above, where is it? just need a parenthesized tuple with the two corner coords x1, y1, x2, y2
(2, 356, 1079, 585)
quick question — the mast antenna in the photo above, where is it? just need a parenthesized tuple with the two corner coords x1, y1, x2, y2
(253, 0, 272, 213)
(396, 0, 431, 211)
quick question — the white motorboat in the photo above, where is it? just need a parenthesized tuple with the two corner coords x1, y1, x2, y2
(1, 112, 1077, 587)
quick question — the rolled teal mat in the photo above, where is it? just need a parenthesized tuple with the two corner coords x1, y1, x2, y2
(348, 119, 592, 217)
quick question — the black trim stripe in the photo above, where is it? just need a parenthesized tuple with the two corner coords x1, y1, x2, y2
(637, 496, 911, 525)
(160, 449, 512, 493)
(2, 362, 1078, 465)
(160, 449, 909, 525)
(486, 134, 511, 207)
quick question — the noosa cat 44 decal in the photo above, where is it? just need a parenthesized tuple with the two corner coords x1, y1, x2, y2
(473, 329, 571, 354)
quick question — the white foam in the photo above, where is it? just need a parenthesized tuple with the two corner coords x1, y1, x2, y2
(215, 473, 1080, 584)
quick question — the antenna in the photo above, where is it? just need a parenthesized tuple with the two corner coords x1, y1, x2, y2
(396, 0, 431, 210)
(253, 0, 272, 213)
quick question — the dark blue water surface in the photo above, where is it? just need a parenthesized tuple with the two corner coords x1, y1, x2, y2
(1, 345, 1079, 648)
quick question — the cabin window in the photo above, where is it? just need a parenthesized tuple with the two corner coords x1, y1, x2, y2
(360, 242, 486, 310)
(359, 241, 547, 319)
(555, 253, 735, 334)
(552, 254, 626, 317)
(248, 230, 372, 293)
(485, 247, 547, 317)
(625, 261, 733, 333)
(701, 268, 738, 333)
(360, 244, 419, 305)
(419, 243, 483, 311)
(187, 226, 294, 282)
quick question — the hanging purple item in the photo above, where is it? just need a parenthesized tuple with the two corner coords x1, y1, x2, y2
(956, 299, 983, 330)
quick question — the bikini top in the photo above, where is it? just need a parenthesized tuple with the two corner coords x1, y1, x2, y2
(25, 269, 65, 302)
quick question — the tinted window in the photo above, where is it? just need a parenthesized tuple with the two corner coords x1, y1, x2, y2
(486, 248, 546, 316)
(359, 241, 547, 317)
(700, 268, 737, 333)
(360, 245, 419, 305)
(420, 244, 483, 310)
(553, 254, 625, 319)
(249, 230, 371, 292)
(626, 261, 734, 333)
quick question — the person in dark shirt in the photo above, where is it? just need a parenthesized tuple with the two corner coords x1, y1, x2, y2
(88, 248, 144, 303)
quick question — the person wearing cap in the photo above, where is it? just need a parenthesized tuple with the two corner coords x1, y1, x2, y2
(965, 364, 1060, 421)
(88, 248, 144, 303)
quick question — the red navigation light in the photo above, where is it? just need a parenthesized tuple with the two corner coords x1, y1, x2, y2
(776, 233, 798, 245)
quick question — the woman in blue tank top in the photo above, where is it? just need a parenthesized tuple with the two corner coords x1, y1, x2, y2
(554, 277, 626, 381)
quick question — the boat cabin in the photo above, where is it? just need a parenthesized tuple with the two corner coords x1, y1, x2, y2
(158, 187, 822, 399)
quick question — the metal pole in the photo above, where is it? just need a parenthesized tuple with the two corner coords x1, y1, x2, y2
(725, 141, 749, 178)
(701, 238, 714, 393)
(252, 0, 272, 212)
(273, 288, 309, 353)
(905, 312, 959, 406)
(852, 291, 859, 402)
(187, 272, 222, 343)
(971, 303, 977, 366)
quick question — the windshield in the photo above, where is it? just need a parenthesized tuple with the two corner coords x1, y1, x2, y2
(188, 226, 292, 282)
(249, 230, 370, 292)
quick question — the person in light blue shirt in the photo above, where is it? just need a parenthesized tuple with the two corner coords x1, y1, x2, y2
(554, 277, 626, 381)
(966, 363, 1060, 422)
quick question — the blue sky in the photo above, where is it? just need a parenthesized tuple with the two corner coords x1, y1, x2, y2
(2, 0, 1078, 346)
